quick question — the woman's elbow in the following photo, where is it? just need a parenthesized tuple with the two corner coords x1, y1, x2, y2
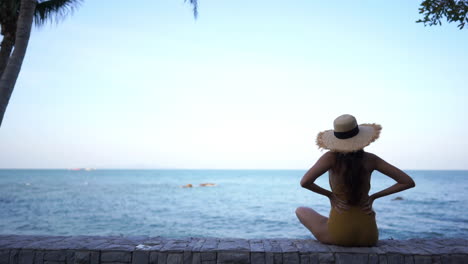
(300, 179, 308, 188)
(406, 179, 416, 188)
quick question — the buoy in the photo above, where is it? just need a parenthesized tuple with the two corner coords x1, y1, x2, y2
(199, 183, 216, 187)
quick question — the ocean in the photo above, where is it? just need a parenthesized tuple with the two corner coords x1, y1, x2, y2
(0, 169, 467, 239)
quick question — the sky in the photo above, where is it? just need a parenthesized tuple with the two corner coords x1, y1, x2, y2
(0, 0, 467, 169)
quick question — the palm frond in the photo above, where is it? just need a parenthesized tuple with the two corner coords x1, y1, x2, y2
(34, 0, 82, 26)
(185, 0, 198, 18)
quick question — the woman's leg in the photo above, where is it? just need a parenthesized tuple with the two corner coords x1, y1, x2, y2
(295, 207, 333, 244)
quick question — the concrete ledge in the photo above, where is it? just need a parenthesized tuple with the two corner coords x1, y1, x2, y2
(0, 235, 467, 264)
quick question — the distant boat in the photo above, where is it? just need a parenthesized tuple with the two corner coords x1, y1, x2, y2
(69, 168, 96, 171)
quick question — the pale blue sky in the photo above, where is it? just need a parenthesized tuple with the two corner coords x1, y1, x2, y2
(0, 0, 467, 169)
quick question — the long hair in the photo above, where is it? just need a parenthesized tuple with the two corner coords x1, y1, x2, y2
(333, 150, 365, 205)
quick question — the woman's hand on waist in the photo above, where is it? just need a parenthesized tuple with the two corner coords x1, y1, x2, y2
(360, 196, 375, 216)
(329, 193, 350, 213)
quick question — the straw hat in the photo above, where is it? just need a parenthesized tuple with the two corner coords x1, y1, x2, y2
(316, 114, 381, 153)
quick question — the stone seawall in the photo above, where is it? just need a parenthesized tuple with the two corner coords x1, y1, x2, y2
(0, 235, 467, 264)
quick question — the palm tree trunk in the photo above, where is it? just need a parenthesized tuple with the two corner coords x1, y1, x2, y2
(0, 33, 15, 77)
(0, 0, 37, 127)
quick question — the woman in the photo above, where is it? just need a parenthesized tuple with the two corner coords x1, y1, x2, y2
(296, 114, 415, 247)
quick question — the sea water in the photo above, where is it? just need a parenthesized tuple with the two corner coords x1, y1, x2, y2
(0, 169, 467, 239)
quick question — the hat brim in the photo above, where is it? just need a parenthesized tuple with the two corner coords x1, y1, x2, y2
(316, 123, 382, 153)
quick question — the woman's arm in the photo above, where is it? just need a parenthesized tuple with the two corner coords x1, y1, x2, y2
(300, 151, 335, 197)
(301, 151, 349, 212)
(370, 154, 416, 201)
(361, 154, 415, 214)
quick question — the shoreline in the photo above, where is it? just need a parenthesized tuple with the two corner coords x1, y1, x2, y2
(1, 235, 467, 264)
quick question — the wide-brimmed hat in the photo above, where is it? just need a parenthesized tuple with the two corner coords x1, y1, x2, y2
(316, 114, 381, 153)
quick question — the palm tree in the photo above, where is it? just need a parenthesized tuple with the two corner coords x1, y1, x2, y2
(0, 0, 198, 127)
(0, 0, 82, 126)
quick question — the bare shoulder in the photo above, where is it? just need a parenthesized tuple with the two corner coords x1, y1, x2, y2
(317, 151, 336, 166)
(322, 151, 337, 159)
(363, 151, 379, 160)
(363, 151, 380, 169)
(322, 151, 336, 161)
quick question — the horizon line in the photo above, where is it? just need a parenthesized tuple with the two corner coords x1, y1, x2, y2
(0, 168, 467, 171)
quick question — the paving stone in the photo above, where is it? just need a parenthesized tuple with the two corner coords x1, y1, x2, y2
(0, 240, 13, 248)
(387, 254, 404, 264)
(98, 245, 135, 251)
(66, 251, 76, 264)
(125, 237, 149, 245)
(277, 240, 298, 253)
(200, 252, 216, 262)
(431, 255, 442, 264)
(0, 240, 15, 248)
(10, 249, 19, 264)
(189, 239, 205, 252)
(18, 250, 34, 264)
(293, 240, 329, 253)
(73, 251, 89, 264)
(404, 255, 414, 264)
(43, 261, 65, 264)
(441, 254, 468, 264)
(264, 252, 273, 264)
(166, 253, 183, 264)
(299, 254, 309, 264)
(248, 240, 264, 253)
(378, 255, 387, 264)
(44, 251, 67, 262)
(157, 253, 167, 264)
(161, 241, 190, 253)
(5, 240, 32, 249)
(368, 254, 378, 264)
(34, 251, 44, 264)
(317, 253, 333, 263)
(335, 253, 368, 264)
(309, 254, 318, 264)
(251, 252, 265, 264)
(401, 240, 438, 255)
(89, 252, 99, 264)
(378, 241, 415, 255)
(446, 247, 468, 254)
(217, 252, 249, 264)
(149, 252, 158, 264)
(0, 250, 10, 264)
(217, 240, 249, 252)
(24, 239, 62, 251)
(327, 245, 383, 254)
(182, 251, 192, 264)
(180, 238, 196, 252)
(262, 241, 273, 253)
(414, 255, 431, 264)
(272, 253, 282, 264)
(190, 252, 200, 264)
(2, 236, 468, 264)
(132, 251, 149, 264)
(101, 252, 131, 263)
(282, 252, 299, 264)
(267, 241, 281, 254)
(200, 239, 218, 252)
(200, 261, 215, 264)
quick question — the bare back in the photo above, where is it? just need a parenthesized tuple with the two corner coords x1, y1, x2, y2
(328, 152, 376, 206)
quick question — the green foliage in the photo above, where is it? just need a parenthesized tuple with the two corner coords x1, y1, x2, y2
(417, 0, 468, 29)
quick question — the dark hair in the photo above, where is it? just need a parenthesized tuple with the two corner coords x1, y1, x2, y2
(333, 150, 365, 205)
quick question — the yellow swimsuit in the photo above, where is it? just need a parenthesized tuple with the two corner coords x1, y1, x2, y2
(327, 176, 378, 247)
